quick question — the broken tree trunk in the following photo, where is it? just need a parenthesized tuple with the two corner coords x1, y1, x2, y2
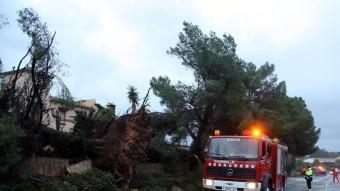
(95, 106, 153, 190)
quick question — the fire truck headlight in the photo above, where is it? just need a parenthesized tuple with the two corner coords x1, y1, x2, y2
(204, 179, 213, 186)
(245, 182, 256, 189)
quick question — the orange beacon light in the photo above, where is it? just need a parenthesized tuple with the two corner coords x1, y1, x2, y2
(214, 130, 220, 136)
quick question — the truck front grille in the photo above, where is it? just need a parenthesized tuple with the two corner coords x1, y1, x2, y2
(207, 166, 256, 179)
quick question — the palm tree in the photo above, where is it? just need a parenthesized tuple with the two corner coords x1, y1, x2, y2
(127, 85, 139, 113)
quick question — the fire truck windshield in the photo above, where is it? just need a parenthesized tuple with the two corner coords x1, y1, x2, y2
(208, 137, 258, 160)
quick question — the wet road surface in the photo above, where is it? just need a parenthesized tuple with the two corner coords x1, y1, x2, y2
(287, 174, 340, 191)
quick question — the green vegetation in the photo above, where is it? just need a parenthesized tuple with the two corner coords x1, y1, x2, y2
(52, 98, 77, 111)
(0, 15, 9, 30)
(127, 85, 139, 113)
(310, 148, 340, 158)
(151, 21, 320, 160)
(72, 104, 115, 139)
(0, 171, 37, 191)
(0, 115, 23, 177)
(277, 97, 320, 156)
(0, 169, 120, 191)
(50, 169, 120, 191)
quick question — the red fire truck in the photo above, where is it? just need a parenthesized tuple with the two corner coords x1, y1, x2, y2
(202, 129, 288, 191)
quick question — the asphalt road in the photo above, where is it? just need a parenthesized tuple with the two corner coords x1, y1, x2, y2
(287, 174, 340, 191)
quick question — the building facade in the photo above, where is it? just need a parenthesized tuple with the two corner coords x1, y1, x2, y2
(46, 97, 98, 132)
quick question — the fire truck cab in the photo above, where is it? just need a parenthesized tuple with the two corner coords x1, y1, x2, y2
(203, 130, 288, 191)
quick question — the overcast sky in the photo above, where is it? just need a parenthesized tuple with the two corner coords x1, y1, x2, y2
(1, 0, 340, 152)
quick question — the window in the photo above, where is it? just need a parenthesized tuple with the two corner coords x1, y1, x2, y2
(262, 142, 266, 157)
(55, 109, 66, 131)
(208, 137, 259, 160)
(267, 143, 272, 155)
(277, 148, 287, 173)
(59, 111, 65, 121)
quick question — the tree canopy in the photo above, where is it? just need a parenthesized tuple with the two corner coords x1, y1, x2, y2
(0, 15, 9, 30)
(310, 148, 340, 158)
(0, 8, 67, 127)
(278, 96, 320, 156)
(127, 85, 139, 113)
(151, 21, 320, 159)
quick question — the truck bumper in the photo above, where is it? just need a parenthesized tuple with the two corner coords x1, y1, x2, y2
(202, 179, 261, 191)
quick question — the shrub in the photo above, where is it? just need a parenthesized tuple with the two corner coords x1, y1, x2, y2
(62, 169, 120, 191)
(147, 133, 180, 164)
(35, 127, 85, 159)
(130, 173, 182, 191)
(41, 182, 77, 191)
(0, 169, 120, 191)
(0, 171, 38, 191)
(0, 115, 23, 177)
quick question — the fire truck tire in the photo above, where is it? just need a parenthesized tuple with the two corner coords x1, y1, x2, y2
(260, 175, 273, 191)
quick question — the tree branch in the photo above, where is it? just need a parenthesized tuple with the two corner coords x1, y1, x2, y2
(141, 87, 151, 108)
(184, 125, 197, 141)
